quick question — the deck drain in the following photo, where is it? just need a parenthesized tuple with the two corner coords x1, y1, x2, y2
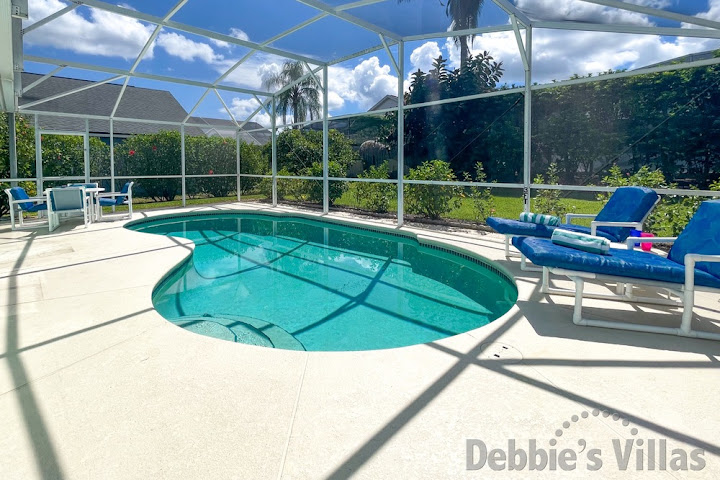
(480, 342, 523, 364)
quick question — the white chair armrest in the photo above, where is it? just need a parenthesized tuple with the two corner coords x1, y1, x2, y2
(96, 192, 128, 199)
(626, 236, 678, 250)
(590, 220, 643, 235)
(10, 196, 46, 205)
(564, 213, 597, 223)
(684, 254, 720, 288)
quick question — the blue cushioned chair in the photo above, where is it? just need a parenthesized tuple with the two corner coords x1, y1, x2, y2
(48, 187, 90, 232)
(96, 182, 133, 221)
(4, 187, 48, 230)
(517, 200, 720, 340)
(487, 186, 660, 258)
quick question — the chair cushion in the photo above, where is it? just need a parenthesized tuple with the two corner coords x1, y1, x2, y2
(27, 203, 48, 213)
(98, 196, 126, 207)
(487, 217, 555, 238)
(594, 186, 659, 242)
(515, 237, 720, 289)
(486, 217, 617, 242)
(9, 187, 34, 211)
(668, 200, 720, 280)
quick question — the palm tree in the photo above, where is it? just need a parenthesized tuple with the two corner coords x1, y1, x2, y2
(399, 0, 484, 70)
(263, 61, 321, 126)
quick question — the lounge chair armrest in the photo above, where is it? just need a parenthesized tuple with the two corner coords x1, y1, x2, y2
(564, 213, 597, 223)
(625, 236, 678, 250)
(96, 192, 127, 199)
(590, 220, 643, 235)
(10, 196, 46, 205)
(684, 254, 720, 288)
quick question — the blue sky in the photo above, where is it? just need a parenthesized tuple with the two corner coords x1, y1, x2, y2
(22, 0, 720, 126)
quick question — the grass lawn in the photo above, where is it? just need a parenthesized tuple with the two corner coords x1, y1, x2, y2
(335, 189, 603, 226)
(101, 194, 266, 213)
(102, 189, 603, 229)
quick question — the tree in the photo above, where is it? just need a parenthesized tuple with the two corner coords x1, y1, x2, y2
(399, 0, 484, 69)
(263, 61, 321, 126)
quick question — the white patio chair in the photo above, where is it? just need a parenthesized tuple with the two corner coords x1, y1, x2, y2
(96, 182, 134, 221)
(47, 187, 90, 232)
(4, 186, 48, 230)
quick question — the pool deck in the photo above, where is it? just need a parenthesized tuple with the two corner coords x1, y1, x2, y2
(1, 202, 719, 480)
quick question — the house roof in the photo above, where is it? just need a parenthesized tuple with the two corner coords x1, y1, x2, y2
(188, 116, 270, 145)
(368, 95, 398, 112)
(19, 72, 203, 135)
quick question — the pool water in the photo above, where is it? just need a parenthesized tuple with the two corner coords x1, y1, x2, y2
(128, 214, 517, 351)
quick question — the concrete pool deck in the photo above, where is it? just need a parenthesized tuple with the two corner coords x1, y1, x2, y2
(1, 202, 719, 480)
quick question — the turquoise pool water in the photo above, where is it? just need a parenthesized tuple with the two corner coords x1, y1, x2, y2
(128, 213, 517, 351)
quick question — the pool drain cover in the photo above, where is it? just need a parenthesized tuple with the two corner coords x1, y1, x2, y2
(480, 342, 523, 364)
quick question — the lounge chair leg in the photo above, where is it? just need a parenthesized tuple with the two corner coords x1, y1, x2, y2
(504, 235, 510, 258)
(572, 277, 585, 325)
(616, 282, 624, 295)
(540, 267, 551, 293)
(681, 288, 694, 335)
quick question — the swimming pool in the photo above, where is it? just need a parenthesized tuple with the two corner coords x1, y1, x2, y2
(127, 213, 517, 351)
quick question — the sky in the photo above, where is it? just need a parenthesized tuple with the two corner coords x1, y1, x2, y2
(21, 0, 720, 128)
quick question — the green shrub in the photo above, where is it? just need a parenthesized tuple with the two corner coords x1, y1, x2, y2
(351, 161, 395, 213)
(532, 162, 568, 218)
(405, 159, 461, 219)
(304, 161, 347, 205)
(463, 162, 495, 222)
(115, 131, 181, 201)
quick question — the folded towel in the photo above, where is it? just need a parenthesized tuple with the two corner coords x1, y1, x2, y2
(551, 229, 611, 255)
(519, 212, 560, 226)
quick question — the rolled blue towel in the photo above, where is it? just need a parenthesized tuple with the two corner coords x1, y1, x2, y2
(519, 212, 560, 226)
(551, 229, 611, 255)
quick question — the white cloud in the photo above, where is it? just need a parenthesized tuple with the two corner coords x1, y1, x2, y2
(410, 41, 442, 73)
(156, 32, 224, 63)
(24, 0, 156, 60)
(229, 28, 250, 42)
(515, 0, 653, 25)
(210, 28, 249, 49)
(328, 57, 398, 112)
(228, 97, 272, 127)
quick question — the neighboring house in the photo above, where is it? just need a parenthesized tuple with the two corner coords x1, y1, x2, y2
(18, 72, 269, 144)
(368, 94, 398, 112)
(188, 116, 270, 145)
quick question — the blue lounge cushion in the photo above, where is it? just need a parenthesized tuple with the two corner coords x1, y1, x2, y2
(486, 217, 618, 242)
(9, 187, 35, 211)
(593, 186, 659, 242)
(667, 200, 720, 280)
(515, 237, 720, 289)
(98, 197, 126, 207)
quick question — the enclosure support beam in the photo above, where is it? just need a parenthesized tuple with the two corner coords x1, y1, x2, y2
(581, 0, 720, 32)
(397, 41, 404, 227)
(71, 0, 323, 65)
(22, 65, 64, 94)
(109, 118, 115, 193)
(22, 4, 78, 35)
(322, 65, 329, 213)
(181, 124, 186, 207)
(523, 26, 533, 213)
(25, 55, 273, 97)
(84, 118, 90, 183)
(8, 112, 17, 187)
(34, 114, 42, 193)
(490, 0, 532, 27)
(236, 129, 241, 202)
(19, 74, 124, 110)
(271, 97, 277, 207)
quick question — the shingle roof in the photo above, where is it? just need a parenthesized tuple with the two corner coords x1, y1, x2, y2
(19, 72, 203, 136)
(19, 73, 271, 144)
(188, 116, 271, 145)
